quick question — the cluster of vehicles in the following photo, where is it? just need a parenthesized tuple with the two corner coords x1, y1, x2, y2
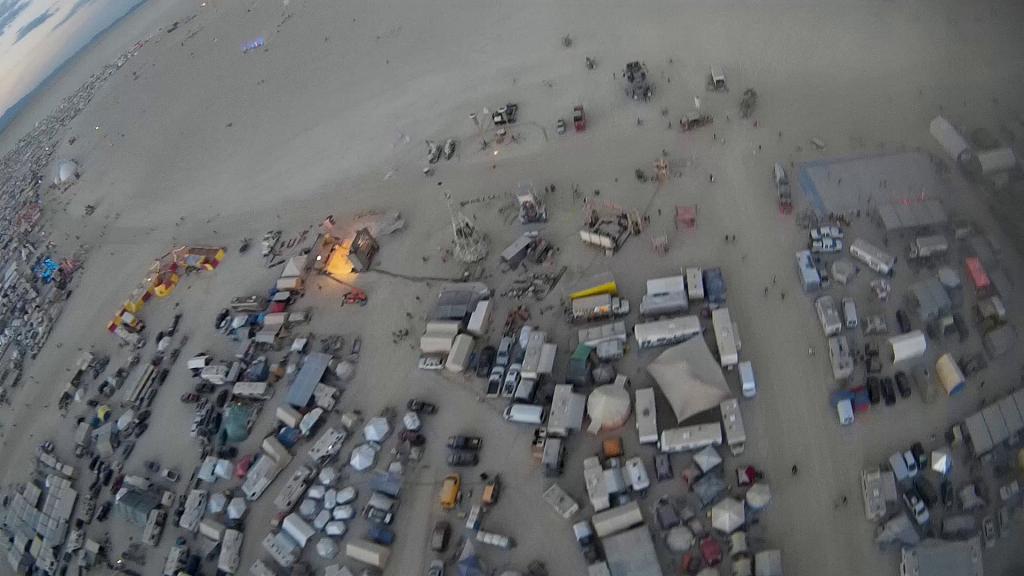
(809, 225, 844, 254)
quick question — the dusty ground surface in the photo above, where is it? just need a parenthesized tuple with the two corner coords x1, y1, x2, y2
(1, 0, 1024, 574)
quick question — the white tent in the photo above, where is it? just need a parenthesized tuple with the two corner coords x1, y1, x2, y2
(318, 467, 338, 485)
(350, 444, 377, 471)
(647, 338, 733, 423)
(931, 449, 951, 475)
(335, 361, 356, 381)
(332, 505, 354, 520)
(693, 445, 722, 473)
(403, 412, 422, 431)
(586, 384, 631, 433)
(665, 525, 695, 552)
(208, 492, 227, 514)
(226, 497, 247, 520)
(55, 160, 79, 185)
(325, 521, 347, 536)
(316, 537, 339, 559)
(745, 483, 771, 510)
(363, 417, 390, 442)
(711, 497, 745, 533)
(336, 486, 357, 505)
(299, 499, 318, 518)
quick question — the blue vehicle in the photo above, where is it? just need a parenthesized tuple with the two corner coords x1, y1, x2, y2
(367, 524, 395, 545)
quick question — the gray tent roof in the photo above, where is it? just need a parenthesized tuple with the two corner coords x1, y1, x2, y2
(877, 200, 948, 232)
(287, 353, 331, 408)
(647, 338, 732, 424)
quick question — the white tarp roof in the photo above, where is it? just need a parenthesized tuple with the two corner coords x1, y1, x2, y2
(931, 449, 951, 475)
(363, 417, 390, 442)
(693, 445, 722, 473)
(586, 384, 631, 433)
(349, 444, 376, 471)
(226, 497, 247, 520)
(647, 338, 733, 423)
(711, 497, 745, 533)
(745, 483, 771, 510)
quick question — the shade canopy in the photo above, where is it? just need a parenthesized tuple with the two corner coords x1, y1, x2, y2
(745, 483, 771, 509)
(227, 497, 247, 520)
(931, 449, 952, 475)
(587, 384, 631, 432)
(693, 445, 722, 473)
(711, 497, 745, 533)
(349, 444, 377, 471)
(363, 417, 390, 442)
(647, 338, 732, 423)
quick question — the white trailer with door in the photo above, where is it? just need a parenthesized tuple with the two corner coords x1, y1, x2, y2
(720, 399, 746, 455)
(850, 238, 895, 276)
(889, 331, 927, 364)
(635, 388, 659, 445)
(686, 267, 704, 301)
(659, 423, 722, 453)
(634, 316, 702, 350)
(711, 308, 739, 368)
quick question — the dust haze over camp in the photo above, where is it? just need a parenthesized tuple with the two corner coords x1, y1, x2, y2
(0, 1, 1022, 576)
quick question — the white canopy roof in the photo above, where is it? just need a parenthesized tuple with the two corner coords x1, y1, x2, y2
(647, 338, 733, 423)
(711, 497, 745, 533)
(666, 525, 695, 552)
(316, 537, 339, 559)
(586, 384, 631, 432)
(349, 444, 377, 471)
(226, 497, 247, 520)
(745, 483, 771, 510)
(931, 449, 952, 475)
(363, 417, 390, 442)
(55, 160, 78, 184)
(693, 445, 722, 473)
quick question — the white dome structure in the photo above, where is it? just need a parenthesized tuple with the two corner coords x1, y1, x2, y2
(586, 384, 631, 433)
(55, 160, 79, 185)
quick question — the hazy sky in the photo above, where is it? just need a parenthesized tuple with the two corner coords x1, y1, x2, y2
(0, 0, 145, 116)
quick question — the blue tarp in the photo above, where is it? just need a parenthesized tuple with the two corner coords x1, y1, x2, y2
(286, 352, 331, 407)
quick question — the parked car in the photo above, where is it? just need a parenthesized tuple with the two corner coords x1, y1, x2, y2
(363, 506, 394, 525)
(476, 346, 496, 378)
(881, 378, 897, 405)
(430, 521, 450, 552)
(903, 489, 930, 525)
(915, 476, 938, 508)
(866, 377, 881, 405)
(418, 356, 445, 370)
(896, 309, 912, 333)
(895, 372, 912, 399)
(654, 454, 673, 482)
(96, 501, 112, 522)
(447, 435, 482, 450)
(487, 367, 504, 397)
(407, 399, 438, 414)
(447, 450, 479, 467)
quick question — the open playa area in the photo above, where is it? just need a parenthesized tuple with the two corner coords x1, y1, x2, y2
(1, 0, 1023, 575)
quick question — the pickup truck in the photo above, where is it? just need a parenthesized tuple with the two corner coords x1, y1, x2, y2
(447, 435, 482, 450)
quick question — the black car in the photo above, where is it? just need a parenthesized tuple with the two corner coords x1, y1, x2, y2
(896, 310, 912, 334)
(447, 450, 480, 467)
(910, 442, 928, 469)
(101, 468, 114, 486)
(654, 454, 673, 482)
(133, 422, 149, 438)
(96, 501, 112, 522)
(914, 476, 938, 508)
(881, 378, 897, 405)
(407, 399, 438, 414)
(866, 377, 881, 405)
(89, 455, 101, 472)
(895, 372, 912, 399)
(476, 346, 497, 378)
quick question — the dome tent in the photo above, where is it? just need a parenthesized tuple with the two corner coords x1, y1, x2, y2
(54, 160, 79, 185)
(586, 383, 631, 433)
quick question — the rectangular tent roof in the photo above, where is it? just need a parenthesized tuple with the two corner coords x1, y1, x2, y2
(877, 200, 948, 232)
(286, 353, 331, 408)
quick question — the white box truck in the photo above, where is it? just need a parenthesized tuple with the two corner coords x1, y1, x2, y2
(685, 267, 704, 301)
(345, 539, 390, 568)
(635, 388, 659, 444)
(815, 296, 842, 336)
(445, 333, 475, 373)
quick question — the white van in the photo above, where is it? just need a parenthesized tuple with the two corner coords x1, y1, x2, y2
(503, 403, 546, 425)
(624, 457, 651, 492)
(738, 361, 756, 398)
(842, 297, 858, 329)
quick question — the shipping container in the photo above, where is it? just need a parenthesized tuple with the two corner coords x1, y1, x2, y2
(466, 300, 492, 336)
(444, 333, 475, 373)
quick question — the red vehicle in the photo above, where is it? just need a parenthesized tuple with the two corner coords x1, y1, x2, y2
(573, 105, 586, 132)
(234, 454, 255, 478)
(180, 392, 200, 403)
(699, 536, 722, 566)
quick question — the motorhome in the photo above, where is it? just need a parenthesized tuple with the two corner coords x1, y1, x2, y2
(711, 308, 739, 368)
(850, 238, 895, 276)
(659, 424, 722, 453)
(635, 388, 659, 444)
(634, 316, 702, 350)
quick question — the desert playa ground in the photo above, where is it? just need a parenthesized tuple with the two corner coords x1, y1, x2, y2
(1, 0, 1024, 574)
